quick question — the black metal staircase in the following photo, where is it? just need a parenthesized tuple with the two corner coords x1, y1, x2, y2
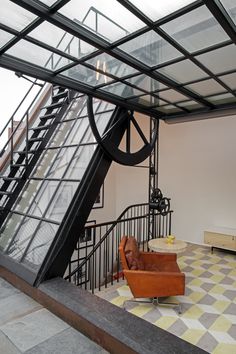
(0, 86, 73, 227)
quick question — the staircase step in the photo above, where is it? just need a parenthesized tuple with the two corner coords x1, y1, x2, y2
(0, 191, 12, 196)
(2, 177, 22, 181)
(41, 102, 63, 110)
(30, 124, 53, 131)
(11, 164, 26, 168)
(29, 137, 44, 143)
(14, 150, 37, 155)
(52, 91, 68, 100)
(40, 113, 56, 121)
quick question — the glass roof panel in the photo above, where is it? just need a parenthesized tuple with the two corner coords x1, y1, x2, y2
(219, 73, 236, 90)
(157, 105, 183, 113)
(177, 100, 204, 110)
(29, 22, 96, 59)
(159, 89, 189, 103)
(100, 82, 144, 98)
(219, 0, 236, 26)
(0, 30, 14, 49)
(196, 44, 236, 74)
(161, 5, 229, 53)
(59, 0, 145, 42)
(128, 0, 194, 22)
(158, 59, 208, 84)
(0, 0, 37, 31)
(86, 53, 137, 78)
(61, 64, 114, 87)
(38, 0, 58, 6)
(119, 30, 182, 67)
(185, 79, 226, 96)
(6, 40, 73, 71)
(206, 93, 236, 104)
(125, 74, 167, 92)
(128, 95, 166, 107)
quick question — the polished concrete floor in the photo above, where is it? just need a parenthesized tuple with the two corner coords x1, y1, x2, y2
(0, 277, 108, 354)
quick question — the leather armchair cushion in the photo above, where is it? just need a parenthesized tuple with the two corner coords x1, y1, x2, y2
(125, 236, 144, 270)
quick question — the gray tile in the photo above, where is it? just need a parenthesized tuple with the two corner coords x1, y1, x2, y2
(182, 266, 194, 272)
(24, 327, 108, 354)
(168, 319, 188, 337)
(0, 279, 20, 300)
(223, 290, 236, 300)
(228, 324, 236, 341)
(0, 330, 21, 354)
(142, 308, 162, 323)
(198, 294, 216, 305)
(220, 268, 232, 275)
(197, 331, 218, 353)
(98, 290, 119, 302)
(223, 303, 236, 315)
(1, 308, 69, 352)
(198, 313, 219, 329)
(0, 292, 41, 326)
(221, 276, 234, 285)
(200, 271, 212, 278)
(201, 283, 215, 292)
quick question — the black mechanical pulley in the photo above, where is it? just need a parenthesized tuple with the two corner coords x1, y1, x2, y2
(149, 188, 163, 209)
(157, 197, 170, 216)
(87, 96, 158, 166)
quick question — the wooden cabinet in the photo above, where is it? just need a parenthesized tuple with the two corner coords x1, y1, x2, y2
(204, 227, 236, 252)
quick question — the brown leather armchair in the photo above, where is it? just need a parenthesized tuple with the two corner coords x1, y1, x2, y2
(119, 236, 185, 310)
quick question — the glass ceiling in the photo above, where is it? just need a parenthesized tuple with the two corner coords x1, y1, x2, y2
(0, 0, 235, 120)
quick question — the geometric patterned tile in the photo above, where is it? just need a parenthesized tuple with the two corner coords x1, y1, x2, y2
(221, 277, 235, 285)
(201, 282, 216, 292)
(168, 319, 189, 337)
(223, 303, 236, 315)
(198, 313, 220, 329)
(212, 343, 236, 354)
(209, 315, 232, 332)
(197, 331, 218, 353)
(228, 324, 236, 341)
(198, 294, 216, 305)
(223, 289, 236, 301)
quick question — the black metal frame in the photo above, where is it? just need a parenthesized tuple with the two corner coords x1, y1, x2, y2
(0, 0, 234, 120)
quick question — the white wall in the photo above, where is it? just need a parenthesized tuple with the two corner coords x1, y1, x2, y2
(159, 115, 236, 245)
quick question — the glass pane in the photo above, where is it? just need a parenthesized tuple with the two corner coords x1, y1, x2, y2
(159, 89, 189, 103)
(7, 40, 73, 71)
(0, 0, 37, 31)
(0, 30, 14, 48)
(100, 82, 143, 98)
(185, 79, 226, 96)
(15, 180, 43, 214)
(161, 5, 229, 52)
(22, 222, 59, 269)
(220, 0, 236, 26)
(6, 217, 40, 262)
(86, 53, 137, 78)
(61, 64, 113, 86)
(64, 145, 94, 180)
(0, 213, 22, 252)
(125, 74, 167, 92)
(46, 147, 78, 179)
(45, 182, 78, 222)
(59, 0, 145, 42)
(158, 59, 208, 84)
(128, 0, 194, 22)
(196, 44, 236, 74)
(206, 93, 236, 104)
(119, 30, 182, 67)
(38, 0, 58, 6)
(28, 180, 60, 218)
(177, 100, 204, 110)
(29, 22, 96, 59)
(129, 95, 166, 107)
(157, 105, 183, 113)
(219, 73, 236, 90)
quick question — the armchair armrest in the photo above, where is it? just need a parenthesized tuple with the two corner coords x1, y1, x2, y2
(123, 269, 185, 298)
(140, 251, 177, 265)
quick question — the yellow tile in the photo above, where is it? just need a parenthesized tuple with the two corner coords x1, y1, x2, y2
(213, 300, 230, 313)
(210, 274, 225, 283)
(191, 269, 205, 277)
(213, 343, 236, 354)
(209, 265, 221, 272)
(189, 278, 203, 286)
(182, 305, 204, 319)
(129, 303, 152, 317)
(229, 270, 236, 277)
(188, 292, 205, 303)
(111, 296, 128, 307)
(210, 315, 232, 332)
(210, 285, 225, 294)
(181, 329, 205, 345)
(155, 316, 177, 330)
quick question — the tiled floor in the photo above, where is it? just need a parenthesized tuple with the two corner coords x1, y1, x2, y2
(96, 244, 236, 354)
(0, 277, 108, 354)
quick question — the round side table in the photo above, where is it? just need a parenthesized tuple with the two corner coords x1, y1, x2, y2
(148, 238, 187, 254)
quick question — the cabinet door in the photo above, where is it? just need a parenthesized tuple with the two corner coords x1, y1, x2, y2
(204, 232, 236, 250)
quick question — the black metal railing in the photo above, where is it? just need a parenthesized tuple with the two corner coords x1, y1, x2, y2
(64, 203, 172, 293)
